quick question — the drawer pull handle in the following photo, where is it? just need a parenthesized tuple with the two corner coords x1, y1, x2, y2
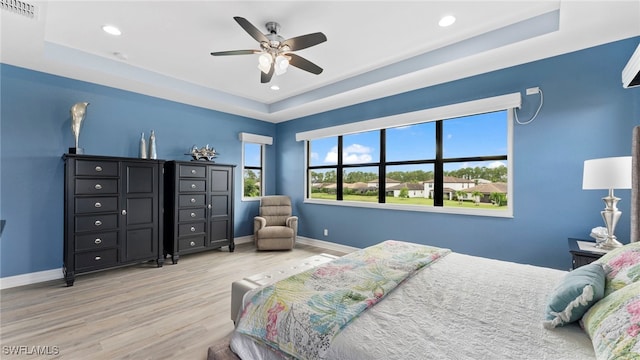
(122, 210, 127, 215)
(95, 220, 102, 226)
(190, 226, 196, 232)
(94, 238, 102, 244)
(190, 241, 196, 247)
(191, 169, 197, 174)
(208, 204, 212, 209)
(191, 184, 196, 189)
(95, 184, 102, 190)
(190, 198, 196, 203)
(94, 202, 102, 208)
(95, 166, 103, 172)
(190, 212, 196, 218)
(95, 256, 102, 261)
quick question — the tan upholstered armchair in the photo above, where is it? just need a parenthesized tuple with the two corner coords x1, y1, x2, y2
(254, 195, 298, 250)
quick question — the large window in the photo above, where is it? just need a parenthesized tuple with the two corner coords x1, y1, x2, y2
(240, 133, 272, 200)
(300, 94, 518, 217)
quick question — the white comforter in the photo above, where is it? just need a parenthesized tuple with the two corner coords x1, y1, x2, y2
(231, 252, 595, 360)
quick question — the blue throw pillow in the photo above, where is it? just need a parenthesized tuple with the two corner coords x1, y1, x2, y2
(543, 263, 605, 329)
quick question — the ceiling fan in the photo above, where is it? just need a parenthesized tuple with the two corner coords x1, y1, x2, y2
(210, 17, 327, 84)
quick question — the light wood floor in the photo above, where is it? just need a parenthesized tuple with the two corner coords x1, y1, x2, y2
(0, 242, 346, 360)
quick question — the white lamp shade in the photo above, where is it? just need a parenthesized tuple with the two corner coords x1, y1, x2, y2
(274, 55, 289, 75)
(257, 53, 273, 74)
(582, 156, 632, 190)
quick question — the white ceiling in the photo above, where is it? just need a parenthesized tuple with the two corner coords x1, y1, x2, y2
(1, 1, 639, 123)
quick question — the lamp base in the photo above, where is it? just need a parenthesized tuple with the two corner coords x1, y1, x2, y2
(598, 237, 623, 250)
(69, 147, 84, 154)
(598, 189, 623, 250)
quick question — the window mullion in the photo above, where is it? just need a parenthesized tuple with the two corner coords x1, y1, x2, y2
(379, 129, 386, 203)
(337, 136, 344, 201)
(434, 120, 444, 207)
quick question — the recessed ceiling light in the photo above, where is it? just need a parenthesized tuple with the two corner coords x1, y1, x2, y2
(270, 85, 280, 91)
(438, 15, 456, 27)
(102, 25, 122, 36)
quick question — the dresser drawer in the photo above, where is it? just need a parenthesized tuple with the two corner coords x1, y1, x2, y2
(179, 194, 205, 207)
(75, 232, 118, 251)
(75, 197, 118, 214)
(178, 208, 206, 222)
(75, 249, 118, 271)
(75, 160, 118, 177)
(75, 214, 118, 232)
(179, 164, 206, 178)
(179, 179, 206, 192)
(178, 222, 205, 237)
(75, 179, 118, 195)
(178, 236, 206, 251)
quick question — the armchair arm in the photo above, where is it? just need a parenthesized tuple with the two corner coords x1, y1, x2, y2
(286, 216, 298, 239)
(254, 216, 267, 235)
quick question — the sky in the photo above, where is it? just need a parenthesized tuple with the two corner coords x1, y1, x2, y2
(309, 110, 508, 173)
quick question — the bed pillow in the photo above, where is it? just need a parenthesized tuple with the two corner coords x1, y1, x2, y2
(581, 281, 640, 360)
(595, 242, 640, 296)
(543, 263, 605, 329)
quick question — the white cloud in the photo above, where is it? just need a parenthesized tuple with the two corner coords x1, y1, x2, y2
(310, 152, 319, 161)
(488, 161, 506, 168)
(324, 146, 338, 163)
(324, 144, 373, 164)
(447, 134, 453, 140)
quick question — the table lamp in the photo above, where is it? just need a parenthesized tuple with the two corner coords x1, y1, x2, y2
(582, 156, 632, 249)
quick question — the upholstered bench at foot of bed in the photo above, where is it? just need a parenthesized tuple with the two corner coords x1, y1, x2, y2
(230, 253, 339, 322)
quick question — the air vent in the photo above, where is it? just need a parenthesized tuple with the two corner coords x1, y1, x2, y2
(1, 0, 37, 19)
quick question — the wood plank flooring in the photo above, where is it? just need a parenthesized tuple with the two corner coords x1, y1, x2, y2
(0, 242, 346, 360)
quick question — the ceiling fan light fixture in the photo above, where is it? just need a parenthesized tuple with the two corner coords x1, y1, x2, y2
(275, 55, 289, 75)
(258, 53, 273, 74)
(438, 15, 456, 27)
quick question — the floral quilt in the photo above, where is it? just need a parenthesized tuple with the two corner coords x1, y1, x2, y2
(235, 240, 451, 360)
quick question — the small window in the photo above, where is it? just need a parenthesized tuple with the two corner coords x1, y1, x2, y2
(240, 133, 272, 200)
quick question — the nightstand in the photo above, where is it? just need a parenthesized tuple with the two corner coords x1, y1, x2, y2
(568, 238, 608, 269)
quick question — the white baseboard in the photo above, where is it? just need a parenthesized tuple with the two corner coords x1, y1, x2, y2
(0, 268, 63, 290)
(296, 236, 360, 254)
(234, 235, 254, 245)
(0, 236, 354, 289)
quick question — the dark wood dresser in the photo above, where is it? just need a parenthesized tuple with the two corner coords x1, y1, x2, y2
(63, 154, 165, 286)
(163, 161, 235, 264)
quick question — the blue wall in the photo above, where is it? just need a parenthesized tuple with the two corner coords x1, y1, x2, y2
(0, 66, 275, 278)
(1, 37, 638, 279)
(275, 37, 640, 270)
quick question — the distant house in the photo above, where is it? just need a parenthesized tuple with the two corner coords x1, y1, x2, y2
(344, 182, 374, 194)
(463, 182, 508, 203)
(367, 178, 401, 189)
(387, 183, 425, 198)
(424, 176, 476, 199)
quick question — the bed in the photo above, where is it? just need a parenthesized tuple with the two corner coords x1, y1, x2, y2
(215, 126, 640, 360)
(220, 240, 640, 360)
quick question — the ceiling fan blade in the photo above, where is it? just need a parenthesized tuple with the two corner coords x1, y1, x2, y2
(210, 50, 260, 56)
(288, 53, 323, 75)
(281, 32, 327, 51)
(261, 64, 275, 83)
(234, 16, 269, 44)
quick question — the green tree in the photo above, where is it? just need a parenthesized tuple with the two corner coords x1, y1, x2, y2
(244, 177, 260, 197)
(399, 187, 409, 198)
(490, 192, 507, 206)
(471, 190, 483, 206)
(455, 190, 466, 204)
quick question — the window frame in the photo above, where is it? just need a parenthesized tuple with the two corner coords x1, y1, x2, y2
(240, 133, 272, 201)
(300, 94, 518, 218)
